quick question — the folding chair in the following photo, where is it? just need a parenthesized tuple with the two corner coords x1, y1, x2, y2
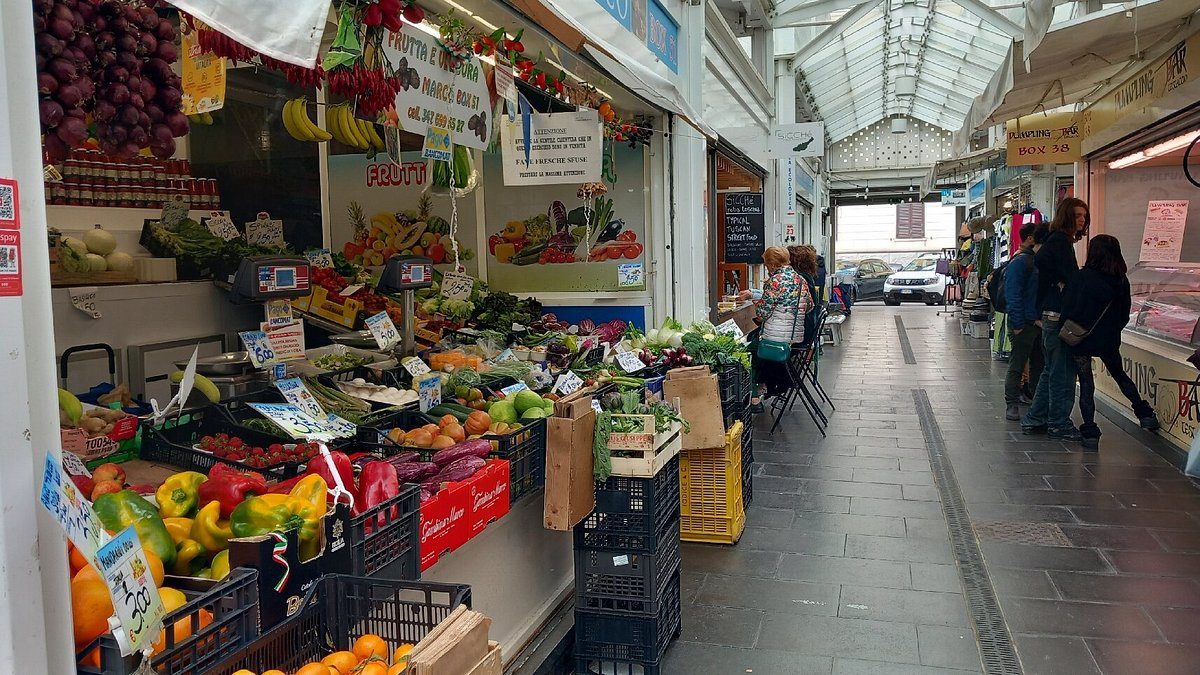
(769, 331, 827, 437)
(802, 310, 835, 410)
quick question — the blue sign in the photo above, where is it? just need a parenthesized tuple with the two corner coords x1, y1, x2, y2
(796, 166, 815, 198)
(968, 180, 985, 204)
(646, 0, 679, 73)
(595, 0, 633, 30)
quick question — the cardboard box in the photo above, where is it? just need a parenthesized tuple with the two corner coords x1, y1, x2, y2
(420, 459, 511, 571)
(228, 502, 353, 628)
(466, 642, 502, 675)
(664, 366, 725, 450)
(60, 409, 139, 461)
(544, 391, 596, 531)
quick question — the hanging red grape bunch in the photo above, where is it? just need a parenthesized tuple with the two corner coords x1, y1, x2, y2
(34, 0, 188, 162)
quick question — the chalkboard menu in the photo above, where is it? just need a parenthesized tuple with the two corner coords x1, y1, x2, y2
(723, 192, 765, 264)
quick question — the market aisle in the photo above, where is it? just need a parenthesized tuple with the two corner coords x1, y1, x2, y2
(663, 304, 1200, 675)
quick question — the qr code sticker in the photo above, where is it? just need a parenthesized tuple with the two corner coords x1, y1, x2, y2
(0, 246, 18, 273)
(0, 182, 14, 223)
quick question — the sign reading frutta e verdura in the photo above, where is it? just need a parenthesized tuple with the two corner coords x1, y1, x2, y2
(723, 192, 765, 264)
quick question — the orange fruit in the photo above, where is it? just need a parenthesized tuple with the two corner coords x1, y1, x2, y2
(73, 562, 101, 584)
(153, 608, 212, 655)
(393, 643, 414, 663)
(71, 577, 114, 648)
(442, 423, 466, 443)
(321, 650, 360, 675)
(353, 634, 389, 662)
(388, 663, 408, 675)
(263, 670, 286, 675)
(68, 542, 88, 576)
(143, 547, 165, 587)
(232, 671, 257, 675)
(357, 662, 388, 675)
(296, 664, 331, 675)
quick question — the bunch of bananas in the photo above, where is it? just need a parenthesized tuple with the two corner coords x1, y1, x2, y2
(187, 112, 215, 125)
(327, 103, 385, 152)
(282, 98, 332, 142)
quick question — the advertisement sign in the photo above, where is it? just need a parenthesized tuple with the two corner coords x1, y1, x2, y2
(593, 0, 679, 73)
(723, 193, 766, 263)
(1005, 112, 1082, 166)
(941, 188, 968, 206)
(1140, 200, 1189, 263)
(968, 180, 985, 204)
(1096, 342, 1198, 451)
(1082, 33, 1200, 145)
(180, 28, 226, 114)
(780, 159, 797, 243)
(500, 111, 603, 185)
(0, 230, 21, 296)
(769, 123, 825, 158)
(381, 23, 492, 150)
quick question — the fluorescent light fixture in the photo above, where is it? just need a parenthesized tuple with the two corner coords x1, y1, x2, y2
(1107, 152, 1146, 170)
(1108, 129, 1200, 169)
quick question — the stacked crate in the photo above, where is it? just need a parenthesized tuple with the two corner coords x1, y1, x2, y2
(680, 421, 746, 544)
(574, 455, 683, 675)
(717, 362, 754, 507)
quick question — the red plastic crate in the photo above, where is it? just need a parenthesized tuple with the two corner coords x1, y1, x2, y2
(419, 459, 510, 571)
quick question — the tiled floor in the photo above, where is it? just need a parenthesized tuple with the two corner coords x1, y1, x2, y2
(663, 304, 1200, 674)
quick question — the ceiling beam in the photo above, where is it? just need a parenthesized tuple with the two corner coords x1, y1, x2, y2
(773, 0, 869, 26)
(949, 0, 1022, 37)
(786, 0, 883, 68)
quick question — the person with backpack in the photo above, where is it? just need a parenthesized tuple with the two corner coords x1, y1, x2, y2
(1001, 221, 1043, 420)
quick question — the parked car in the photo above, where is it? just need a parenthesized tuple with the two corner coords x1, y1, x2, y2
(845, 258, 892, 301)
(883, 256, 948, 306)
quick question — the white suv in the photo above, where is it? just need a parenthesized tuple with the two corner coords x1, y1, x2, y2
(883, 257, 948, 306)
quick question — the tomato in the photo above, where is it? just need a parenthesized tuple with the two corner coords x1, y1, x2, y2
(617, 230, 637, 242)
(624, 243, 644, 259)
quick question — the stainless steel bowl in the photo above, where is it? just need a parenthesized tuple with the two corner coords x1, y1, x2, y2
(328, 330, 380, 349)
(174, 351, 254, 376)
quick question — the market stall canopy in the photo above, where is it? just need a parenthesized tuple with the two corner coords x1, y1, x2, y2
(919, 145, 1004, 196)
(583, 43, 717, 140)
(953, 0, 1200, 154)
(164, 0, 330, 67)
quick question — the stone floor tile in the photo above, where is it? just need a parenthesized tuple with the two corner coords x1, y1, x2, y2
(755, 613, 920, 663)
(661, 641, 835, 675)
(777, 553, 912, 589)
(1014, 636, 1101, 675)
(837, 585, 970, 626)
(916, 624, 983, 670)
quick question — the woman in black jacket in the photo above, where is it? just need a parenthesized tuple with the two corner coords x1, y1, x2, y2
(1062, 234, 1159, 450)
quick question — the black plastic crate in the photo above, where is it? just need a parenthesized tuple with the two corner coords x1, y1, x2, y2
(574, 571, 681, 664)
(140, 407, 295, 481)
(742, 463, 754, 508)
(575, 656, 665, 675)
(78, 569, 259, 675)
(349, 483, 421, 578)
(354, 411, 547, 505)
(716, 362, 750, 406)
(208, 574, 471, 675)
(574, 456, 680, 552)
(575, 520, 680, 615)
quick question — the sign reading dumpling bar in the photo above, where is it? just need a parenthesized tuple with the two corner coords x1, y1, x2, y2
(501, 111, 602, 185)
(1005, 112, 1081, 166)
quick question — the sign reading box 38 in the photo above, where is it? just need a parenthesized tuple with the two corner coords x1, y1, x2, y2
(1005, 111, 1082, 166)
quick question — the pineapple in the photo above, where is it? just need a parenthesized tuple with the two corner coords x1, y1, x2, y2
(348, 201, 367, 242)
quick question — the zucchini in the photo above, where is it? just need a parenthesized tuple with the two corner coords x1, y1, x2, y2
(511, 242, 547, 265)
(427, 405, 469, 422)
(439, 401, 477, 415)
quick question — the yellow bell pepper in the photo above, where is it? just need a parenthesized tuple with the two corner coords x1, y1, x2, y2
(164, 517, 194, 546)
(287, 474, 328, 509)
(210, 550, 230, 581)
(191, 501, 232, 553)
(172, 539, 205, 576)
(156, 471, 207, 518)
(494, 242, 516, 263)
(231, 494, 323, 561)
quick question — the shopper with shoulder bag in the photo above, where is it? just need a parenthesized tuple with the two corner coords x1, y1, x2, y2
(1060, 234, 1159, 450)
(1002, 221, 1044, 420)
(748, 246, 813, 413)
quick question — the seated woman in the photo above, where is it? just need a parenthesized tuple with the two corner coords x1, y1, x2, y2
(748, 246, 813, 413)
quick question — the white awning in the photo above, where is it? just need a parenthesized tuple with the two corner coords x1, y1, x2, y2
(920, 145, 1005, 196)
(584, 42, 717, 140)
(954, 0, 1199, 153)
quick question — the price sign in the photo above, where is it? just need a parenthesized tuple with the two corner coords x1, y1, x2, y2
(304, 248, 334, 268)
(262, 319, 306, 361)
(245, 212, 284, 247)
(204, 212, 240, 241)
(553, 371, 584, 396)
(616, 350, 646, 373)
(494, 348, 517, 363)
(591, 399, 602, 414)
(323, 414, 357, 438)
(270, 363, 288, 381)
(422, 125, 453, 161)
(94, 526, 166, 656)
(365, 311, 401, 349)
(440, 271, 474, 301)
(339, 284, 364, 297)
(496, 65, 517, 120)
(39, 454, 108, 562)
(417, 373, 442, 412)
(248, 403, 338, 441)
(239, 330, 277, 367)
(500, 381, 529, 396)
(62, 451, 92, 477)
(264, 299, 294, 327)
(402, 357, 431, 377)
(274, 377, 326, 420)
(715, 319, 744, 340)
(69, 286, 101, 319)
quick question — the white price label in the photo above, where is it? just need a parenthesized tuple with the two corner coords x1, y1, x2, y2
(323, 414, 357, 438)
(245, 213, 284, 247)
(39, 455, 108, 562)
(497, 65, 517, 120)
(305, 248, 334, 268)
(204, 212, 240, 241)
(715, 319, 744, 340)
(617, 263, 644, 287)
(339, 284, 364, 297)
(274, 377, 326, 420)
(402, 357, 431, 377)
(591, 399, 602, 414)
(616, 350, 646, 373)
(494, 348, 517, 363)
(365, 311, 401, 350)
(501, 382, 529, 396)
(239, 330, 277, 368)
(62, 451, 91, 477)
(553, 371, 584, 396)
(95, 526, 166, 656)
(418, 373, 442, 412)
(613, 554, 629, 567)
(440, 271, 474, 301)
(69, 286, 101, 319)
(261, 319, 306, 361)
(264, 299, 294, 327)
(248, 402, 337, 441)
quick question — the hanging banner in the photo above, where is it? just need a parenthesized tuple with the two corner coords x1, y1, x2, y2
(500, 111, 603, 185)
(180, 28, 226, 114)
(1140, 200, 1189, 263)
(1005, 112, 1081, 166)
(381, 23, 491, 151)
(718, 122, 825, 159)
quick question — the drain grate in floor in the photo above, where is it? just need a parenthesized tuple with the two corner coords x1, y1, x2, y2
(895, 315, 918, 364)
(913, 389, 1022, 675)
(973, 521, 1071, 547)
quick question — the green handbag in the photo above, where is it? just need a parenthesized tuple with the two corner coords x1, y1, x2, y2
(757, 306, 800, 362)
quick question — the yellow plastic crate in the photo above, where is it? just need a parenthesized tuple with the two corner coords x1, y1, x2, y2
(681, 508, 746, 544)
(679, 421, 744, 519)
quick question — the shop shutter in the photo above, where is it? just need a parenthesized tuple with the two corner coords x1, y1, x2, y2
(896, 203, 926, 239)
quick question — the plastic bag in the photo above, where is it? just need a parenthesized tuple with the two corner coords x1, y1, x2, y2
(1187, 432, 1200, 478)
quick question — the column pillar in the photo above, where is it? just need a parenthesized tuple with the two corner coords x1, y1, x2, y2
(670, 0, 710, 323)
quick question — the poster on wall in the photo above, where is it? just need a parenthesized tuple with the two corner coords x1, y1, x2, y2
(500, 111, 603, 185)
(1140, 200, 1189, 263)
(483, 143, 646, 292)
(326, 153, 478, 274)
(723, 193, 765, 263)
(380, 23, 493, 150)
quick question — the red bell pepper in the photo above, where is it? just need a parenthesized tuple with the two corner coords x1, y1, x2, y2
(199, 466, 268, 518)
(209, 462, 266, 484)
(355, 460, 399, 517)
(308, 450, 357, 507)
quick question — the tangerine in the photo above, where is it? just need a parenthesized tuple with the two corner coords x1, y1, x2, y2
(322, 650, 360, 675)
(353, 634, 389, 662)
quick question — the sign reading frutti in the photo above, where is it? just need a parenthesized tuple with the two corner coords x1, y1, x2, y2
(501, 111, 602, 186)
(1005, 112, 1081, 166)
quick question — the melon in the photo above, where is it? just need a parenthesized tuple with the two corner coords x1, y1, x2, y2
(62, 236, 88, 255)
(105, 251, 134, 272)
(83, 225, 117, 255)
(84, 253, 108, 272)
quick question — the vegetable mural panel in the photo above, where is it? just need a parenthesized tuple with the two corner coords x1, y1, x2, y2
(327, 151, 479, 275)
(483, 143, 647, 293)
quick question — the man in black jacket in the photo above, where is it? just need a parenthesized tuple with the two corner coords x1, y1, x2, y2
(1021, 198, 1088, 441)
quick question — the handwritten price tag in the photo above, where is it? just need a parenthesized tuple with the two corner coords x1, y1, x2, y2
(339, 284, 364, 297)
(304, 248, 334, 269)
(274, 377, 326, 420)
(69, 286, 101, 319)
(204, 212, 240, 241)
(95, 526, 166, 656)
(365, 311, 400, 350)
(402, 357, 431, 377)
(616, 350, 646, 373)
(417, 373, 442, 412)
(39, 455, 108, 562)
(245, 213, 285, 247)
(239, 330, 277, 368)
(715, 319, 744, 340)
(440, 271, 474, 301)
(323, 414, 357, 438)
(494, 348, 517, 363)
(501, 381, 529, 396)
(553, 371, 584, 396)
(62, 451, 92, 477)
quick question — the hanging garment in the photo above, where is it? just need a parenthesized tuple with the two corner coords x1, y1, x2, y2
(1010, 208, 1043, 256)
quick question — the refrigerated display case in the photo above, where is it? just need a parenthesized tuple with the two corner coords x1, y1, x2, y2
(1128, 263, 1200, 347)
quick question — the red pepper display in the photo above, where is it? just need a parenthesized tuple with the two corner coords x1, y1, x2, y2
(307, 450, 358, 507)
(355, 461, 400, 517)
(199, 465, 268, 518)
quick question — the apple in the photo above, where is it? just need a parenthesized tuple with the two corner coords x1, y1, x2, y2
(91, 480, 123, 500)
(92, 462, 126, 485)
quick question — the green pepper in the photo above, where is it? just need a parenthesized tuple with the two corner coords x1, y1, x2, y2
(231, 494, 323, 561)
(156, 471, 207, 519)
(172, 539, 205, 576)
(92, 490, 177, 567)
(210, 550, 230, 581)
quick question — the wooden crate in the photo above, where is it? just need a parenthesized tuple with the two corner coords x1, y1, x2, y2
(608, 416, 682, 478)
